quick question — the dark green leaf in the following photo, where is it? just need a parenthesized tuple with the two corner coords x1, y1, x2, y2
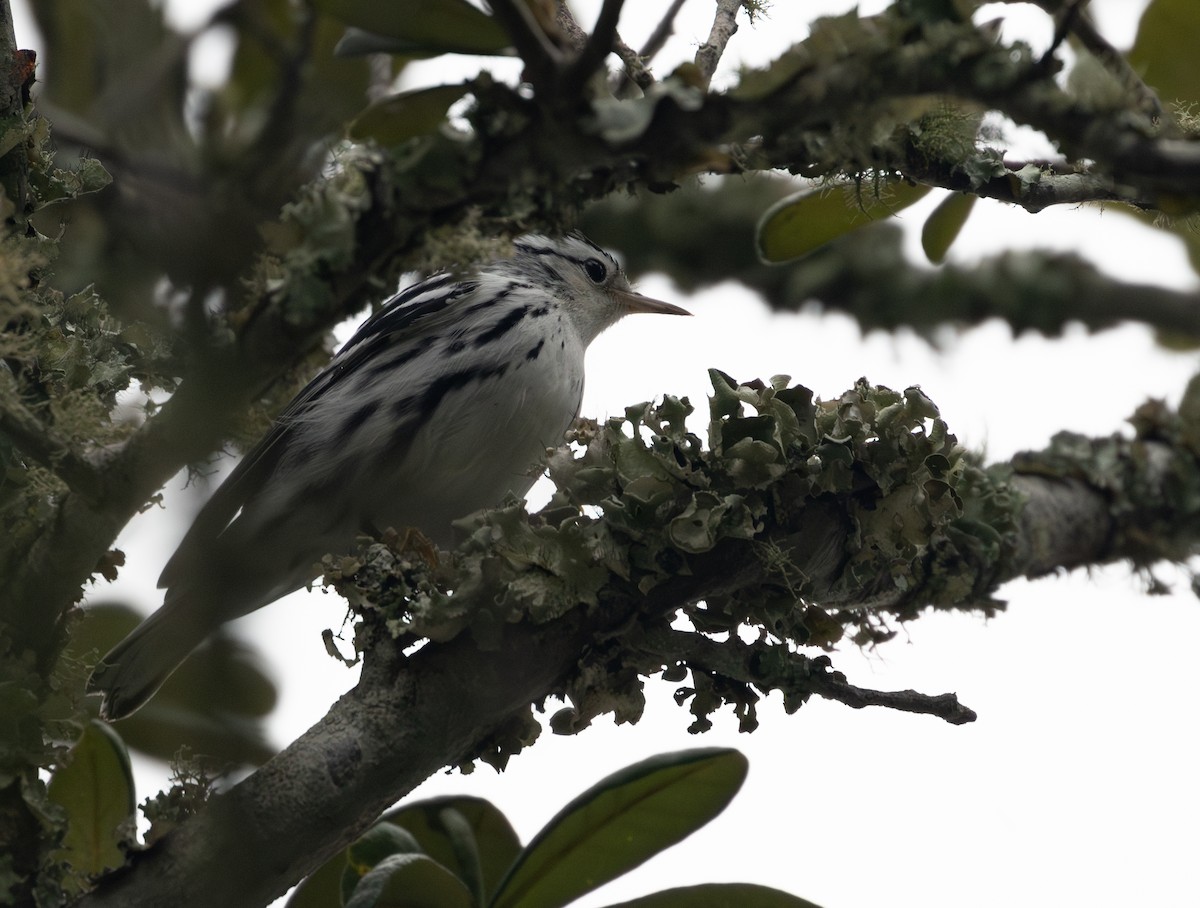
(756, 181, 930, 262)
(599, 883, 825, 908)
(286, 847, 347, 908)
(349, 85, 471, 146)
(489, 749, 749, 908)
(382, 796, 522, 905)
(74, 603, 276, 765)
(47, 720, 135, 882)
(344, 854, 475, 908)
(342, 822, 424, 903)
(316, 0, 510, 56)
(334, 28, 428, 57)
(920, 192, 976, 263)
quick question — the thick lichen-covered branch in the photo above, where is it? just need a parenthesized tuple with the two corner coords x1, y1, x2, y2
(320, 371, 1200, 761)
(79, 373, 1200, 908)
(0, 384, 104, 501)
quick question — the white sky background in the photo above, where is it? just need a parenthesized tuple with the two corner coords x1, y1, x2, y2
(13, 1, 1200, 906)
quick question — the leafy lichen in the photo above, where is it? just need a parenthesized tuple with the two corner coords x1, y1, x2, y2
(328, 371, 1022, 762)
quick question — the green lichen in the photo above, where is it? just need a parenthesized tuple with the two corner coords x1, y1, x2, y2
(327, 370, 1024, 756)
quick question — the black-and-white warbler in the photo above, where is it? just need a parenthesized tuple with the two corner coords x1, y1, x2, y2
(87, 234, 688, 720)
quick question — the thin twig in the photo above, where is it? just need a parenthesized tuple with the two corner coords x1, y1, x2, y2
(0, 391, 105, 501)
(802, 667, 978, 725)
(1060, 4, 1164, 121)
(639, 627, 977, 726)
(694, 0, 744, 90)
(612, 34, 654, 92)
(487, 0, 564, 91)
(610, 0, 686, 96)
(562, 0, 628, 99)
(1034, 0, 1163, 122)
(641, 0, 689, 60)
(553, 0, 588, 52)
(1041, 0, 1090, 63)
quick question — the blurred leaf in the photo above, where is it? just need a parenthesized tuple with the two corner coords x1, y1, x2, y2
(47, 720, 135, 887)
(920, 192, 975, 263)
(349, 85, 471, 146)
(1128, 0, 1200, 105)
(342, 823, 424, 904)
(73, 603, 277, 765)
(316, 0, 510, 56)
(219, 1, 376, 147)
(489, 748, 749, 908)
(344, 854, 475, 908)
(286, 844, 347, 908)
(334, 27, 420, 57)
(600, 883, 825, 908)
(334, 27, 506, 60)
(293, 795, 521, 908)
(382, 796, 522, 904)
(34, 0, 190, 144)
(756, 181, 930, 262)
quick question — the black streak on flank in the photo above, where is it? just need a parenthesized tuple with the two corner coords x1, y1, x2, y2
(474, 305, 531, 346)
(464, 281, 527, 317)
(419, 364, 509, 419)
(366, 344, 425, 380)
(384, 363, 510, 463)
(525, 339, 545, 361)
(338, 400, 379, 443)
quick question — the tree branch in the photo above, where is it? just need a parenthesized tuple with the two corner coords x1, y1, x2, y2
(641, 0, 689, 61)
(74, 376, 1200, 906)
(561, 0, 628, 98)
(695, 0, 745, 89)
(487, 0, 564, 92)
(583, 185, 1200, 341)
(0, 390, 105, 501)
(637, 627, 978, 725)
(1039, 0, 1165, 121)
(611, 32, 654, 93)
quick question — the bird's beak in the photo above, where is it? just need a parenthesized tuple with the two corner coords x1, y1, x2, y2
(615, 289, 691, 317)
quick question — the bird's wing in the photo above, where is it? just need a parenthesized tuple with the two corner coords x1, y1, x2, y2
(158, 273, 481, 589)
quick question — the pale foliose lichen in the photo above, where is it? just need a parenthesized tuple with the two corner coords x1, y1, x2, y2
(327, 370, 1023, 761)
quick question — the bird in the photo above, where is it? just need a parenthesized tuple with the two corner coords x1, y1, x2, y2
(87, 233, 689, 720)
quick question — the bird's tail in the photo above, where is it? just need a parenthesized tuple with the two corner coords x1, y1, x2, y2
(87, 595, 213, 720)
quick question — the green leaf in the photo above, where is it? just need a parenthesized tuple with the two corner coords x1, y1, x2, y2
(756, 181, 930, 262)
(489, 748, 749, 908)
(342, 822, 424, 903)
(334, 27, 427, 57)
(381, 796, 522, 905)
(47, 720, 135, 882)
(920, 192, 976, 263)
(599, 883, 825, 908)
(349, 84, 471, 146)
(286, 846, 347, 908)
(1128, 0, 1200, 105)
(345, 854, 475, 908)
(74, 603, 276, 766)
(316, 0, 510, 56)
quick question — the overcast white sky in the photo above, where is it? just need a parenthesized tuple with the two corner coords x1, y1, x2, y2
(14, 2, 1200, 907)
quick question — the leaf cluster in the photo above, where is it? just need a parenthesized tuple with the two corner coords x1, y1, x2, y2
(287, 748, 817, 908)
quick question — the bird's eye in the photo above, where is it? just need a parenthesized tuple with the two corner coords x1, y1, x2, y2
(583, 258, 608, 284)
